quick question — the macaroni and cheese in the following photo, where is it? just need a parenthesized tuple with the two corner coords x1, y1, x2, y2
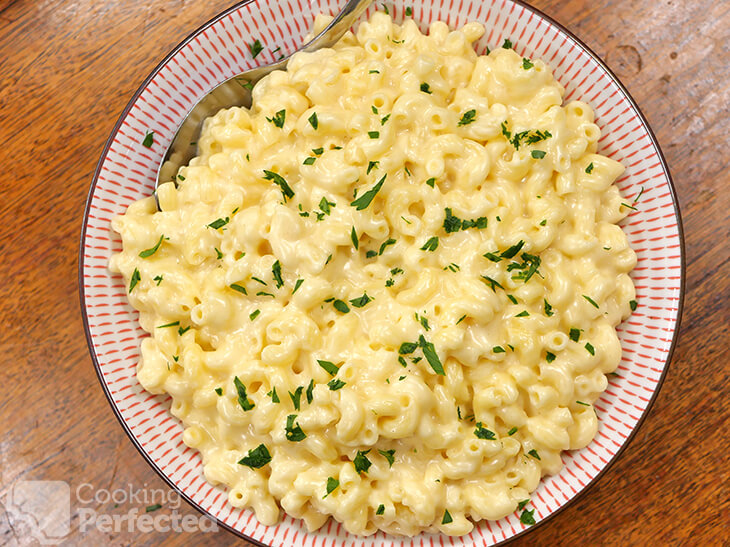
(110, 11, 637, 537)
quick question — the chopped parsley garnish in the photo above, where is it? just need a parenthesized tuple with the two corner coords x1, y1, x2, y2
(376, 504, 385, 515)
(507, 294, 518, 304)
(207, 217, 229, 230)
(419, 334, 445, 375)
(540, 219, 547, 226)
(416, 313, 430, 331)
(531, 150, 546, 159)
(351, 174, 386, 210)
(522, 58, 534, 69)
(378, 448, 395, 467)
(306, 379, 314, 404)
(546, 351, 556, 363)
(267, 386, 279, 403)
(484, 252, 502, 263)
(515, 310, 529, 317)
(520, 508, 536, 525)
(289, 386, 303, 410)
(381, 114, 391, 125)
(442, 208, 487, 232)
(542, 299, 554, 317)
(318, 197, 335, 216)
(285, 414, 306, 442)
(327, 378, 346, 391)
(235, 251, 245, 260)
(238, 444, 271, 468)
(142, 131, 154, 148)
(420, 82, 432, 94)
(502, 38, 513, 49)
(425, 177, 436, 187)
(178, 325, 190, 335)
(576, 400, 590, 406)
(457, 109, 476, 126)
(353, 450, 372, 474)
(501, 240, 525, 259)
(582, 295, 599, 308)
(350, 226, 359, 249)
(157, 320, 180, 328)
(585, 342, 595, 355)
(369, 69, 380, 74)
(249, 309, 260, 321)
(399, 342, 418, 354)
(527, 449, 541, 460)
(405, 6, 413, 15)
(368, 131, 380, 139)
(367, 160, 379, 174)
(293, 279, 304, 294)
(350, 293, 372, 308)
(371, 105, 379, 114)
(569, 328, 582, 342)
(317, 359, 340, 375)
(251, 276, 267, 286)
(509, 252, 542, 283)
(420, 236, 439, 251)
(585, 162, 594, 174)
(456, 314, 467, 325)
(366, 250, 378, 258)
(480, 275, 504, 292)
(312, 147, 324, 156)
(266, 109, 286, 128)
(129, 267, 141, 292)
(215, 387, 223, 396)
(263, 170, 294, 200)
(621, 202, 638, 211)
(303, 156, 316, 165)
(153, 275, 163, 285)
(508, 427, 518, 436)
(629, 299, 638, 311)
(333, 299, 350, 313)
(248, 39, 263, 59)
(230, 283, 247, 295)
(214, 247, 223, 259)
(442, 509, 453, 524)
(139, 235, 164, 258)
(379, 238, 396, 255)
(234, 376, 255, 411)
(474, 422, 496, 440)
(323, 477, 339, 498)
(493, 346, 506, 353)
(633, 186, 645, 204)
(308, 112, 318, 130)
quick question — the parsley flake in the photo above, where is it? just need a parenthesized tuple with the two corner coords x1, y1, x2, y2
(234, 376, 255, 411)
(457, 109, 476, 126)
(142, 131, 154, 148)
(266, 109, 286, 128)
(139, 235, 164, 258)
(129, 267, 140, 293)
(238, 444, 271, 468)
(248, 39, 263, 59)
(285, 414, 306, 442)
(351, 174, 386, 210)
(353, 450, 372, 474)
(420, 236, 439, 251)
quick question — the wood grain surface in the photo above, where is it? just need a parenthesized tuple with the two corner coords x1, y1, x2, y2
(1, 0, 728, 545)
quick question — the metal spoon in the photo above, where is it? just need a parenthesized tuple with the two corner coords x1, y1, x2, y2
(155, 0, 373, 207)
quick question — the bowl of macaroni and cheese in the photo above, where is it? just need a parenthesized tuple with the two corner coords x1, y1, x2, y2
(80, 1, 684, 545)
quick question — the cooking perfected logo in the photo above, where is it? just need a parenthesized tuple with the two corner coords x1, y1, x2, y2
(3, 479, 217, 544)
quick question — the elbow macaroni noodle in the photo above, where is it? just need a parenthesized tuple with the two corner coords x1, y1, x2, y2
(110, 12, 637, 537)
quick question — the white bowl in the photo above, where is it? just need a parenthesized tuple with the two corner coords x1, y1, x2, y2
(80, 1, 684, 545)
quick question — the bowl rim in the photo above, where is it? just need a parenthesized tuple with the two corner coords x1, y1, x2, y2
(78, 1, 686, 544)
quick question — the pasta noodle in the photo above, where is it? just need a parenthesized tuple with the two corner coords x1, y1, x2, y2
(109, 10, 637, 536)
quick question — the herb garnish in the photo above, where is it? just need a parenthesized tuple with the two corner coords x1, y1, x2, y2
(317, 360, 340, 375)
(248, 39, 263, 59)
(139, 235, 164, 258)
(249, 309, 260, 321)
(522, 58, 534, 69)
(263, 170, 294, 200)
(457, 109, 476, 126)
(419, 335, 445, 375)
(420, 82, 432, 94)
(585, 342, 595, 355)
(142, 131, 154, 148)
(353, 450, 372, 474)
(378, 448, 395, 467)
(289, 386, 303, 410)
(324, 477, 339, 498)
(350, 226, 359, 249)
(350, 293, 372, 308)
(285, 414, 306, 442)
(238, 444, 271, 468)
(266, 109, 286, 128)
(234, 376, 255, 411)
(420, 236, 439, 251)
(474, 422, 496, 440)
(308, 112, 318, 130)
(230, 283, 247, 294)
(569, 328, 581, 342)
(328, 378, 346, 391)
(442, 509, 453, 524)
(129, 268, 140, 292)
(351, 174, 386, 210)
(585, 162, 594, 174)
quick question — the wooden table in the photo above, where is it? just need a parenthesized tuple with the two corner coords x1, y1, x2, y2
(1, 0, 728, 545)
